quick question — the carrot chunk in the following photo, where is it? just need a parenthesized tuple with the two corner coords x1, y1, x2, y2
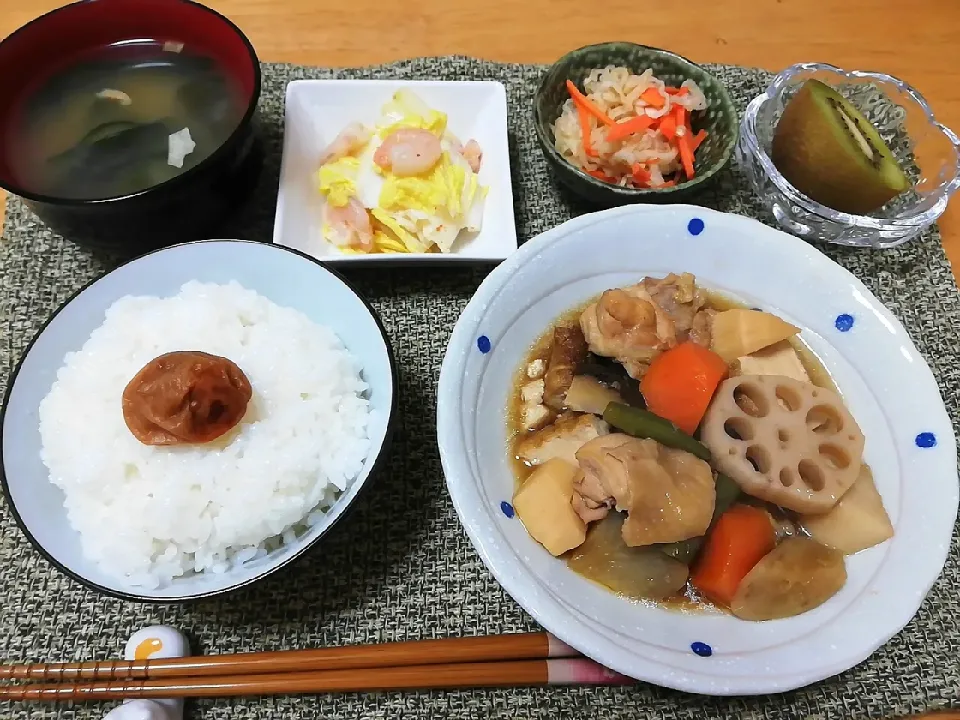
(691, 505, 777, 607)
(639, 341, 727, 434)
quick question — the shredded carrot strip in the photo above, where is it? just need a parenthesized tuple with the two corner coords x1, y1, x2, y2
(658, 113, 678, 141)
(673, 105, 688, 130)
(585, 167, 615, 183)
(678, 132, 696, 179)
(565, 80, 615, 127)
(639, 87, 666, 109)
(690, 129, 708, 152)
(666, 87, 689, 97)
(574, 103, 597, 158)
(659, 179, 677, 187)
(631, 163, 651, 187)
(605, 115, 654, 143)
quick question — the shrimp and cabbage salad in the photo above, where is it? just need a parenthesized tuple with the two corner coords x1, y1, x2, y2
(317, 90, 488, 255)
(555, 66, 710, 189)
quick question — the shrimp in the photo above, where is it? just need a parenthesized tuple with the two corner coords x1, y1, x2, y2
(319, 122, 372, 166)
(323, 197, 374, 251)
(373, 128, 442, 176)
(461, 139, 483, 173)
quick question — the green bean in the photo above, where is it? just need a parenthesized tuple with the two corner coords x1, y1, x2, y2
(659, 537, 699, 564)
(602, 402, 710, 461)
(713, 473, 742, 517)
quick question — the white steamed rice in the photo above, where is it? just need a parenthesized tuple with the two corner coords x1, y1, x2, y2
(38, 280, 371, 589)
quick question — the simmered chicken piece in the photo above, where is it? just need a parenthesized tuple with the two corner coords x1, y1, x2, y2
(574, 434, 716, 546)
(639, 273, 704, 338)
(688, 307, 715, 347)
(572, 485, 613, 524)
(579, 288, 666, 379)
(579, 273, 712, 379)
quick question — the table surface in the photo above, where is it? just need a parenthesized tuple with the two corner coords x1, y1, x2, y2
(2, 0, 959, 273)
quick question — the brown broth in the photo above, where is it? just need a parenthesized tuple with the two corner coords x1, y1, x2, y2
(506, 287, 841, 607)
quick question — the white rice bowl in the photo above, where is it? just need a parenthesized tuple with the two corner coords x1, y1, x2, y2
(37, 280, 371, 589)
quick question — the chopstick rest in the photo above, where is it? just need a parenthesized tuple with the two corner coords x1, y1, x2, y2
(102, 626, 190, 720)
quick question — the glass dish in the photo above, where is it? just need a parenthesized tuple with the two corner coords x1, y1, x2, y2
(737, 62, 960, 249)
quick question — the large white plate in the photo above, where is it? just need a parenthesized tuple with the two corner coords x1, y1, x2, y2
(436, 204, 958, 695)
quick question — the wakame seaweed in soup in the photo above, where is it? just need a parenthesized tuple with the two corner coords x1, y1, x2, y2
(7, 39, 245, 200)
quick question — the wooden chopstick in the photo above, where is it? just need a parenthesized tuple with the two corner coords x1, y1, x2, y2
(0, 658, 632, 702)
(0, 631, 578, 682)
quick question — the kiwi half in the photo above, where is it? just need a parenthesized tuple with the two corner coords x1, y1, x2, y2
(771, 79, 909, 215)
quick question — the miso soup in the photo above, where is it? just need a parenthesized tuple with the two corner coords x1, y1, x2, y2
(6, 39, 246, 200)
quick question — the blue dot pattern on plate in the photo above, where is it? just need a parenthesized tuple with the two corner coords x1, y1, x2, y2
(835, 314, 855, 332)
(477, 335, 492, 353)
(687, 218, 705, 236)
(500, 501, 515, 518)
(916, 432, 937, 448)
(690, 641, 712, 657)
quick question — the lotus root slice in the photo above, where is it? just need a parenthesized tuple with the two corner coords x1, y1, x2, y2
(700, 374, 864, 513)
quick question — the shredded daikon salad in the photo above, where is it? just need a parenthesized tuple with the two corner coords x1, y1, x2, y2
(553, 66, 709, 189)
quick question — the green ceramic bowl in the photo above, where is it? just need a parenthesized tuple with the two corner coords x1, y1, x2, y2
(534, 42, 738, 205)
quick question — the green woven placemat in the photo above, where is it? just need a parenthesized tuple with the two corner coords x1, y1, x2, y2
(1, 56, 959, 719)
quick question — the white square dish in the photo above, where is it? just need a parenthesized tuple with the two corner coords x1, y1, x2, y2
(273, 79, 517, 264)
